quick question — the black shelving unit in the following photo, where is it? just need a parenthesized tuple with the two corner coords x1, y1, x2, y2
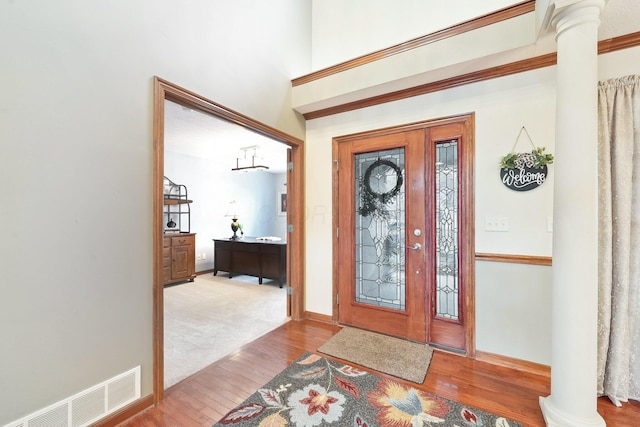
(163, 176, 192, 233)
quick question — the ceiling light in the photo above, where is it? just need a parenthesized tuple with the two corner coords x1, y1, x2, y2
(231, 145, 269, 172)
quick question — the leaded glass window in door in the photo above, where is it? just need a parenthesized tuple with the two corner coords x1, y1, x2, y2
(354, 148, 406, 311)
(435, 140, 459, 320)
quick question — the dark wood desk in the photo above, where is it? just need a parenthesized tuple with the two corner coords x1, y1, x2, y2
(212, 237, 286, 287)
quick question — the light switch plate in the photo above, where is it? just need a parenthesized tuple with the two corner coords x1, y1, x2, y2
(485, 216, 509, 232)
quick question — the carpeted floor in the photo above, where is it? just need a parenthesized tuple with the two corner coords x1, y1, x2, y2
(164, 273, 288, 388)
(318, 326, 433, 384)
(214, 353, 522, 427)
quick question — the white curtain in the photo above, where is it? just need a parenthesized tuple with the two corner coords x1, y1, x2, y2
(597, 74, 640, 406)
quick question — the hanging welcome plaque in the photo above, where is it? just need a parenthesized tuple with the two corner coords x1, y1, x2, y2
(500, 163, 548, 191)
(499, 127, 553, 192)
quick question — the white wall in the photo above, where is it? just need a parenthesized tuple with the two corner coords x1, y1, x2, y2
(309, 0, 640, 72)
(0, 0, 310, 424)
(476, 261, 552, 363)
(304, 46, 640, 365)
(310, 0, 521, 70)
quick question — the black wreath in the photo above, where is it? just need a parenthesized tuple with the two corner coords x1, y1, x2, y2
(359, 159, 404, 217)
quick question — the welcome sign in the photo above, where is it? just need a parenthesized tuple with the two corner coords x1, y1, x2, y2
(500, 164, 548, 191)
(500, 128, 553, 192)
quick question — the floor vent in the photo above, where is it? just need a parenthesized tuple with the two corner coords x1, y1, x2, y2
(3, 366, 140, 427)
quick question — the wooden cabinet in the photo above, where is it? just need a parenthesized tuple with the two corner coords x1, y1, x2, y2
(213, 237, 286, 287)
(163, 233, 196, 286)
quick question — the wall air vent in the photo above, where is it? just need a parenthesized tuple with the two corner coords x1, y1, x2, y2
(2, 366, 140, 427)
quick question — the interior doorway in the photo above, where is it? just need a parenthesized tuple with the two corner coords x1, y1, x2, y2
(162, 100, 290, 389)
(152, 77, 305, 402)
(332, 114, 475, 354)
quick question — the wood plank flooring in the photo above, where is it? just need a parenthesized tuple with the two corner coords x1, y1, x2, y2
(119, 320, 640, 427)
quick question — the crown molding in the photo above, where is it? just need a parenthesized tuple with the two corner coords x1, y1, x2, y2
(300, 31, 640, 120)
(292, 0, 536, 87)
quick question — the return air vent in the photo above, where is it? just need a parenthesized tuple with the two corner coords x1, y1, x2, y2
(107, 369, 138, 412)
(3, 366, 140, 427)
(27, 405, 67, 427)
(71, 387, 105, 427)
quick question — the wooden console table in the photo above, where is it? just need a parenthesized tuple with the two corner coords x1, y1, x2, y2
(212, 237, 286, 287)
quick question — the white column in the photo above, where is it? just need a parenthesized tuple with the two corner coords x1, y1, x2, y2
(539, 1, 606, 426)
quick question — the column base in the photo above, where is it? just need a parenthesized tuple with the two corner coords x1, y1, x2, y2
(539, 396, 605, 427)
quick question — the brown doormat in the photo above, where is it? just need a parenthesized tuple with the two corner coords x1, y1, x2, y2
(317, 326, 433, 384)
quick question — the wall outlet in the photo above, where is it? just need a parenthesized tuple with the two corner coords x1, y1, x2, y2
(196, 254, 202, 260)
(485, 216, 509, 232)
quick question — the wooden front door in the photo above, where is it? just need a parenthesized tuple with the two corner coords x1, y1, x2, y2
(336, 129, 427, 342)
(334, 116, 474, 352)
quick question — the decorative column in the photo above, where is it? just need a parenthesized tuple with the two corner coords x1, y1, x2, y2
(539, 1, 606, 426)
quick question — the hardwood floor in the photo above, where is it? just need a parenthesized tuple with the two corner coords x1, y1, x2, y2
(119, 319, 640, 427)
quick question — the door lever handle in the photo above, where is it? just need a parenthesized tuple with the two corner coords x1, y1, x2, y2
(407, 243, 422, 251)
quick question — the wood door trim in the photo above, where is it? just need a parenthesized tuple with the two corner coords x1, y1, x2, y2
(331, 141, 340, 323)
(152, 77, 305, 404)
(332, 113, 474, 144)
(292, 0, 535, 87)
(460, 116, 476, 356)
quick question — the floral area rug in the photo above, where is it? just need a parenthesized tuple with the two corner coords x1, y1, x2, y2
(213, 353, 522, 427)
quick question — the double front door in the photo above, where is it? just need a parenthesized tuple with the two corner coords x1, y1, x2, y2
(335, 116, 474, 353)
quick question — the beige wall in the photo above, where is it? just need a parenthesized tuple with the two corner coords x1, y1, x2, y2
(0, 1, 309, 424)
(1, 0, 638, 423)
(303, 46, 640, 364)
(302, 0, 640, 366)
(304, 65, 556, 363)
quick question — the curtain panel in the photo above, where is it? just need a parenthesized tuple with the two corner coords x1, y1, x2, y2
(597, 74, 640, 406)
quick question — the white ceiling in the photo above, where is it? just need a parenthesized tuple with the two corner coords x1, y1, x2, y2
(164, 100, 289, 173)
(599, 0, 640, 39)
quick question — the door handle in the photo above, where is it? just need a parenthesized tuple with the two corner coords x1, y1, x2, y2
(407, 243, 422, 251)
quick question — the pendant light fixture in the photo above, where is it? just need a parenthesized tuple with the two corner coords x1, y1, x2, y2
(231, 145, 269, 172)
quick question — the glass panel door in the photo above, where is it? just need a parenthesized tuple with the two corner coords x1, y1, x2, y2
(335, 117, 473, 352)
(336, 129, 426, 342)
(435, 140, 459, 320)
(354, 148, 406, 311)
(426, 119, 473, 353)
